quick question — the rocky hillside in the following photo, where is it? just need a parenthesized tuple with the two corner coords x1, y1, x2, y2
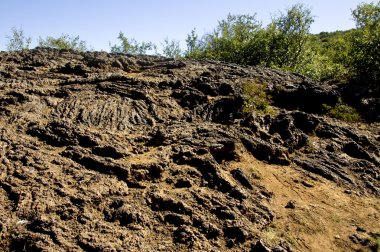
(0, 48, 379, 251)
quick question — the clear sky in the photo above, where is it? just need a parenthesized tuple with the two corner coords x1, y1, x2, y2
(0, 0, 374, 52)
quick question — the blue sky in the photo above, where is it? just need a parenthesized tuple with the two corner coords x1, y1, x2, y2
(0, 0, 373, 51)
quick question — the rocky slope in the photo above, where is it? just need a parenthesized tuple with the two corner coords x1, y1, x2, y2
(0, 48, 379, 251)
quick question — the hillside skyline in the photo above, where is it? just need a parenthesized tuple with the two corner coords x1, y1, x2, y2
(0, 0, 374, 51)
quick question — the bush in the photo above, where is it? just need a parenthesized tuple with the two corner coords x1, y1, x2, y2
(185, 29, 201, 58)
(38, 34, 88, 52)
(185, 13, 262, 63)
(6, 26, 32, 51)
(266, 3, 314, 70)
(296, 30, 352, 81)
(110, 32, 156, 55)
(323, 98, 362, 122)
(161, 37, 182, 58)
(350, 1, 380, 85)
(184, 4, 315, 78)
(297, 49, 348, 81)
(242, 81, 273, 115)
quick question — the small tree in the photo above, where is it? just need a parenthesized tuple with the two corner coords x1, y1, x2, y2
(161, 37, 182, 58)
(200, 13, 262, 63)
(38, 34, 88, 51)
(352, 1, 380, 28)
(185, 28, 199, 57)
(110, 32, 156, 55)
(6, 26, 32, 51)
(350, 1, 380, 85)
(267, 3, 314, 70)
(184, 5, 313, 71)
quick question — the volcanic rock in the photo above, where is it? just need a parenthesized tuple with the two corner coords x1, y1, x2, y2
(0, 48, 379, 251)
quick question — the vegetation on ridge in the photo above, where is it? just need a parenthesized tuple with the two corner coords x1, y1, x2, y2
(3, 2, 380, 122)
(5, 2, 379, 85)
(5, 26, 31, 51)
(38, 34, 89, 52)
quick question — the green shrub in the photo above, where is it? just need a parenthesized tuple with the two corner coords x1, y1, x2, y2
(242, 81, 273, 115)
(185, 13, 263, 62)
(183, 2, 380, 83)
(297, 49, 348, 81)
(6, 26, 32, 51)
(161, 37, 182, 58)
(184, 4, 317, 79)
(266, 3, 314, 70)
(323, 98, 362, 122)
(38, 34, 88, 52)
(110, 32, 156, 55)
(350, 1, 380, 85)
(371, 237, 380, 252)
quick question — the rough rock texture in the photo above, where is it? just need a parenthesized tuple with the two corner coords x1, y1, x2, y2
(0, 48, 379, 251)
(340, 81, 380, 122)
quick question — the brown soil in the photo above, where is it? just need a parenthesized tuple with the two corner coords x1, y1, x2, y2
(231, 152, 380, 252)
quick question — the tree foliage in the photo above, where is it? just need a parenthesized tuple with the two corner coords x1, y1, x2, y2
(185, 13, 262, 64)
(266, 3, 314, 70)
(184, 4, 314, 75)
(161, 37, 182, 58)
(3, 1, 379, 86)
(185, 29, 200, 57)
(352, 1, 380, 28)
(183, 2, 380, 84)
(350, 1, 380, 85)
(301, 30, 352, 81)
(6, 26, 32, 51)
(38, 34, 88, 51)
(110, 32, 156, 55)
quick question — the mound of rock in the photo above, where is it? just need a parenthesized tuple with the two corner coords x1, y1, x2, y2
(0, 48, 379, 251)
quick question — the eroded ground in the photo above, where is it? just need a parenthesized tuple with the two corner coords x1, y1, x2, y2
(0, 48, 379, 251)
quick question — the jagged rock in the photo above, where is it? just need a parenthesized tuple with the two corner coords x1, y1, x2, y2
(148, 192, 193, 215)
(285, 200, 296, 209)
(172, 88, 207, 109)
(209, 139, 238, 163)
(175, 178, 192, 188)
(57, 62, 87, 76)
(0, 48, 378, 251)
(241, 136, 290, 165)
(343, 141, 375, 163)
(104, 206, 144, 227)
(164, 213, 188, 226)
(269, 113, 308, 151)
(231, 169, 254, 189)
(271, 79, 339, 113)
(173, 226, 195, 247)
(251, 240, 272, 252)
(192, 216, 221, 240)
(223, 226, 248, 246)
(291, 111, 320, 134)
(340, 82, 380, 122)
(92, 145, 127, 159)
(27, 120, 99, 147)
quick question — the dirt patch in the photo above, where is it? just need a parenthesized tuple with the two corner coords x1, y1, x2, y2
(229, 152, 380, 251)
